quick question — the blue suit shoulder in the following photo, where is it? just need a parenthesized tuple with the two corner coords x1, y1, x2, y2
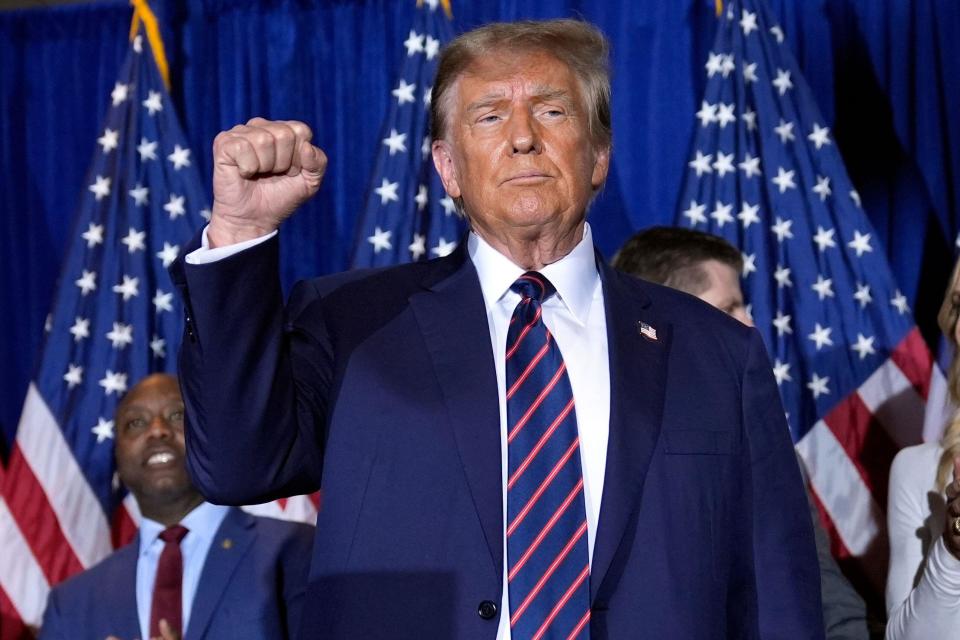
(283, 256, 458, 347)
(611, 269, 756, 366)
(249, 513, 315, 549)
(39, 543, 139, 639)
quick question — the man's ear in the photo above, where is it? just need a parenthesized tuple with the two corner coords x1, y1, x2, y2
(432, 140, 462, 198)
(591, 145, 611, 191)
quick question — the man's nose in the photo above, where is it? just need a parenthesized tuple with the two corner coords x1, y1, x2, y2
(509, 111, 541, 154)
(146, 415, 173, 439)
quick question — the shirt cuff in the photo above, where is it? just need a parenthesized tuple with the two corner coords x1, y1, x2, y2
(184, 226, 278, 264)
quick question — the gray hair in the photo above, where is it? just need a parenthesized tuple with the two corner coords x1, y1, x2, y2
(429, 18, 612, 151)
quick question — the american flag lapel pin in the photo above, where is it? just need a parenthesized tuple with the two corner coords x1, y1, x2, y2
(638, 321, 658, 341)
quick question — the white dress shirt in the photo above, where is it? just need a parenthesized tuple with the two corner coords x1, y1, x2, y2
(885, 441, 960, 639)
(185, 223, 611, 639)
(468, 224, 610, 640)
(136, 502, 229, 640)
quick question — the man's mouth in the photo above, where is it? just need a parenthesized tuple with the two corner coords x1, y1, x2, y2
(503, 170, 552, 184)
(146, 451, 176, 467)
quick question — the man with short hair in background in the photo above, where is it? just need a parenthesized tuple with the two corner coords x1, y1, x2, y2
(39, 374, 314, 640)
(614, 225, 869, 640)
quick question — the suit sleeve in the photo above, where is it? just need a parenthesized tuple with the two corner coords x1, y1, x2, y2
(742, 330, 825, 640)
(172, 234, 330, 504)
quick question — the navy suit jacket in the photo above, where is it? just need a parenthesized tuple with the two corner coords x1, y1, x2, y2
(39, 508, 314, 640)
(171, 234, 824, 639)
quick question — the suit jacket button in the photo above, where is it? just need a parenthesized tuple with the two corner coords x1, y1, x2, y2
(477, 600, 497, 620)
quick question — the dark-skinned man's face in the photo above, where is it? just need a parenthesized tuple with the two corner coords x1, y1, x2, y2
(114, 374, 197, 507)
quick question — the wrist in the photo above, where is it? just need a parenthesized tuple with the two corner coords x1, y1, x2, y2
(207, 214, 277, 248)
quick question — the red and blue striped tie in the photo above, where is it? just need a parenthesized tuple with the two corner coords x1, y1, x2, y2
(506, 272, 591, 640)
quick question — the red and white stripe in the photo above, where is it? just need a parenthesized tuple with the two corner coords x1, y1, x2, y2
(797, 328, 935, 591)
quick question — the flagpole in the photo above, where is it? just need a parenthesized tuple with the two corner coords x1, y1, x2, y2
(128, 0, 170, 90)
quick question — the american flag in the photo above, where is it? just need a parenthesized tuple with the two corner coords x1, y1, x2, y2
(0, 24, 205, 631)
(675, 0, 936, 594)
(351, 0, 465, 268)
(0, 19, 314, 633)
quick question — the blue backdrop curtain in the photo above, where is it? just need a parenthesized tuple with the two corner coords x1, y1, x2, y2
(2, 0, 958, 450)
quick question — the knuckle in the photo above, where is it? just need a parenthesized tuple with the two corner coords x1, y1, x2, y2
(272, 124, 296, 147)
(288, 120, 313, 141)
(248, 129, 276, 152)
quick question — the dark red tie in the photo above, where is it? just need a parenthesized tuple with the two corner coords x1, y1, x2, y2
(149, 524, 189, 638)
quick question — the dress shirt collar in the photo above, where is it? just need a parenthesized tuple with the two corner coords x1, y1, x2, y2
(467, 222, 600, 326)
(138, 501, 230, 556)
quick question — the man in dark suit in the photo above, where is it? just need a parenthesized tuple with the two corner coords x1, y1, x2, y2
(38, 374, 314, 640)
(614, 226, 869, 640)
(172, 19, 824, 639)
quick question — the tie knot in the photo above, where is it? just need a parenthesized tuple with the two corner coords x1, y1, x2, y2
(159, 524, 188, 544)
(511, 272, 555, 303)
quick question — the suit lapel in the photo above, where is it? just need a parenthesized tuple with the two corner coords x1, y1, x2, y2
(409, 245, 503, 583)
(590, 261, 671, 602)
(184, 508, 256, 640)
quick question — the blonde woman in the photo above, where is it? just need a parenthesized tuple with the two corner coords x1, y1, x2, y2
(886, 261, 960, 639)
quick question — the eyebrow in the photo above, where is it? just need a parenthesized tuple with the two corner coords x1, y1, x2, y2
(464, 86, 575, 113)
(117, 400, 184, 414)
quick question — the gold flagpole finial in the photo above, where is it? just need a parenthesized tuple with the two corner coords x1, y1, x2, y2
(129, 0, 171, 90)
(416, 0, 453, 20)
(716, 0, 723, 17)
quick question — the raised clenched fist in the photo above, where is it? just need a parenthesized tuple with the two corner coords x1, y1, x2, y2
(208, 117, 327, 247)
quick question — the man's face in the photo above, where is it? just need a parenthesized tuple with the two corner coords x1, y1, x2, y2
(697, 259, 752, 326)
(432, 50, 609, 247)
(114, 374, 197, 506)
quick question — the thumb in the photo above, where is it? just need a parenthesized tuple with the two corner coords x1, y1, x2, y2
(158, 618, 181, 640)
(298, 142, 327, 178)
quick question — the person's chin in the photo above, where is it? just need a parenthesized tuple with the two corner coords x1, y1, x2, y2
(143, 476, 196, 500)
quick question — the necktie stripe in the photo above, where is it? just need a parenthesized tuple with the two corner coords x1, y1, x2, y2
(507, 334, 553, 400)
(530, 565, 591, 640)
(506, 306, 543, 360)
(508, 398, 577, 490)
(566, 611, 592, 640)
(509, 520, 588, 625)
(509, 480, 585, 581)
(507, 437, 580, 537)
(507, 362, 568, 444)
(506, 271, 590, 640)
